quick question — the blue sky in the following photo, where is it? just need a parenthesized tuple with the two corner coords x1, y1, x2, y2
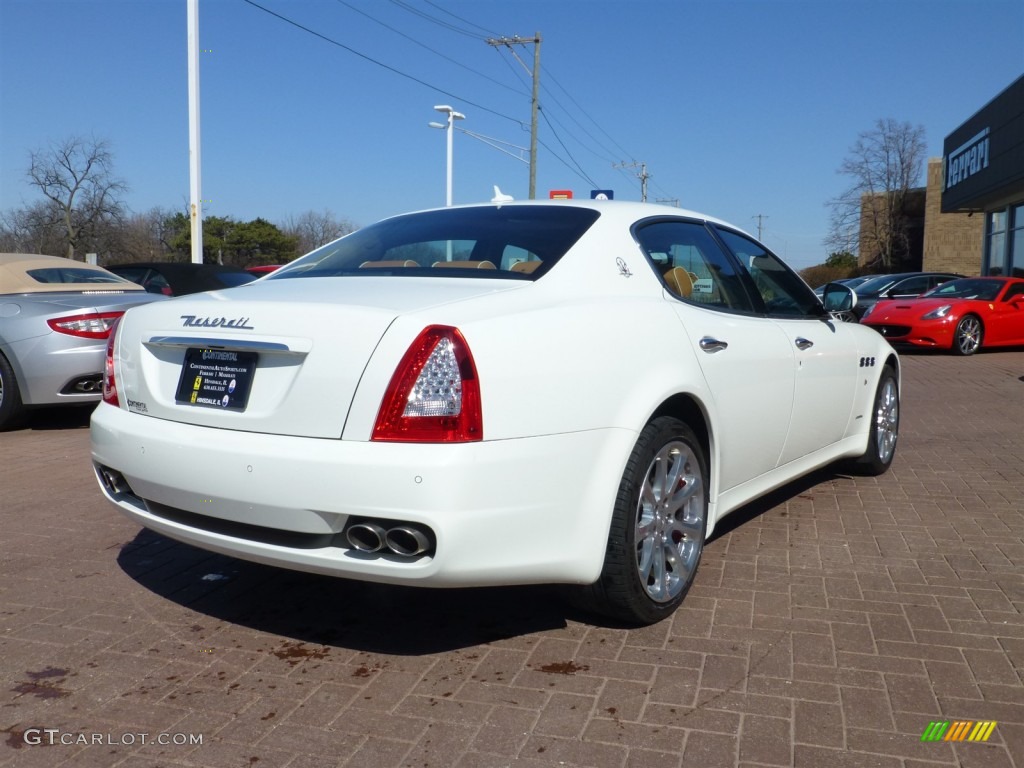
(1, 0, 1022, 269)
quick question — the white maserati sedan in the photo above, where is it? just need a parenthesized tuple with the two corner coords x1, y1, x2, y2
(91, 201, 899, 624)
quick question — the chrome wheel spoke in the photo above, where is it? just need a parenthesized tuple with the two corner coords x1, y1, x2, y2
(636, 516, 656, 541)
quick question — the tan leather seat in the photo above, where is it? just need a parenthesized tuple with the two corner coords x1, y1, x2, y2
(360, 260, 418, 268)
(664, 267, 694, 298)
(432, 260, 497, 269)
(510, 260, 542, 274)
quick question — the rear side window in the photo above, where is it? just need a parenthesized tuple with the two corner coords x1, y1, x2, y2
(268, 206, 600, 281)
(635, 220, 754, 312)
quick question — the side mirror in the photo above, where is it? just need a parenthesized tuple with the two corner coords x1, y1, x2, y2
(821, 282, 856, 313)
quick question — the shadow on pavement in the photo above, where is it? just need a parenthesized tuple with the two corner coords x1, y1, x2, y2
(20, 404, 95, 431)
(117, 529, 578, 654)
(114, 466, 850, 653)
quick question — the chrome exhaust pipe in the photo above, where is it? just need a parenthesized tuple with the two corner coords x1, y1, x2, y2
(384, 526, 431, 557)
(98, 466, 133, 496)
(346, 522, 387, 553)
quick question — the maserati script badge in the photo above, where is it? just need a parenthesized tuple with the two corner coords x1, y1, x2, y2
(180, 315, 254, 330)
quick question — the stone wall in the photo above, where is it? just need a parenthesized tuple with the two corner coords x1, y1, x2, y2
(922, 158, 984, 276)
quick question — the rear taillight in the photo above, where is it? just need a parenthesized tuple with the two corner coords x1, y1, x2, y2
(372, 326, 482, 443)
(47, 311, 124, 339)
(102, 318, 121, 406)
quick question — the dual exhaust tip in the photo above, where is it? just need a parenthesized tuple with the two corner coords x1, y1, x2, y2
(345, 521, 433, 558)
(64, 375, 104, 394)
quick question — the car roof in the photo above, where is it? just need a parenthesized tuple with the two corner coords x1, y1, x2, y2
(384, 199, 750, 236)
(0, 252, 144, 294)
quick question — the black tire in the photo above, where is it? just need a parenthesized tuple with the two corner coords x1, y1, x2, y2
(851, 365, 899, 476)
(952, 315, 982, 356)
(0, 353, 27, 431)
(577, 416, 708, 625)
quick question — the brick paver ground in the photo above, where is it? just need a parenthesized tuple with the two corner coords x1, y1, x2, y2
(1, 350, 1022, 768)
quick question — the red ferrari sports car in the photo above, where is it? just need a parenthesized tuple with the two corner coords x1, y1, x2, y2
(861, 276, 1024, 355)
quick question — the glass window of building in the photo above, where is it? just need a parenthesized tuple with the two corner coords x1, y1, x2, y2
(986, 210, 1007, 275)
(1011, 204, 1024, 278)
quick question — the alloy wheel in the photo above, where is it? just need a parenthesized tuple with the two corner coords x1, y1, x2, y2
(634, 441, 705, 603)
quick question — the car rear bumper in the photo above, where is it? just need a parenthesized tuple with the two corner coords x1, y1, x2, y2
(6, 334, 106, 405)
(90, 402, 635, 587)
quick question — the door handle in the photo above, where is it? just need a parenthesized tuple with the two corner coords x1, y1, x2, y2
(699, 336, 729, 353)
(795, 337, 814, 350)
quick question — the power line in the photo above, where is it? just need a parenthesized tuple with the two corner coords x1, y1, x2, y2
(539, 108, 598, 188)
(384, 0, 486, 38)
(240, 0, 663, 202)
(240, 0, 522, 126)
(333, 0, 523, 96)
(418, 0, 502, 39)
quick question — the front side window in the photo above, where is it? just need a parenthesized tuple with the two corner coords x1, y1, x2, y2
(924, 278, 1003, 302)
(268, 206, 600, 281)
(713, 227, 823, 318)
(891, 276, 930, 296)
(1003, 280, 1024, 301)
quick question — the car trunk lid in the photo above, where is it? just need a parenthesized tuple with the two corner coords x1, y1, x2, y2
(115, 277, 516, 438)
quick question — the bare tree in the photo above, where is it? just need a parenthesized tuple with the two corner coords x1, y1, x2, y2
(280, 210, 356, 256)
(26, 136, 129, 260)
(826, 119, 927, 270)
(105, 208, 179, 264)
(0, 201, 65, 255)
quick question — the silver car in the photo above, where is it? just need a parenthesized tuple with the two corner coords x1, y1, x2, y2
(0, 253, 166, 429)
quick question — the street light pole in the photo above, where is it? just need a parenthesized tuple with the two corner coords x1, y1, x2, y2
(429, 105, 464, 206)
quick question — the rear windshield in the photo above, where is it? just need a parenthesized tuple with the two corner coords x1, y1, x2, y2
(27, 267, 129, 285)
(267, 206, 601, 281)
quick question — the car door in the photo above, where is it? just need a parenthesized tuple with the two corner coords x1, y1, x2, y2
(712, 228, 859, 466)
(636, 220, 794, 494)
(983, 280, 1024, 345)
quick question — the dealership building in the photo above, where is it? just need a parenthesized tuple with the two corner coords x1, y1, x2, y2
(923, 74, 1024, 278)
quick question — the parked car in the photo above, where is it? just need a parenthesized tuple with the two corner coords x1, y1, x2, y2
(90, 201, 899, 624)
(850, 272, 962, 320)
(107, 262, 257, 296)
(861, 276, 1024, 355)
(0, 253, 165, 430)
(813, 275, 876, 298)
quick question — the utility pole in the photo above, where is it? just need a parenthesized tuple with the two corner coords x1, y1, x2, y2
(187, 0, 203, 263)
(615, 161, 649, 202)
(486, 33, 541, 199)
(753, 214, 768, 240)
